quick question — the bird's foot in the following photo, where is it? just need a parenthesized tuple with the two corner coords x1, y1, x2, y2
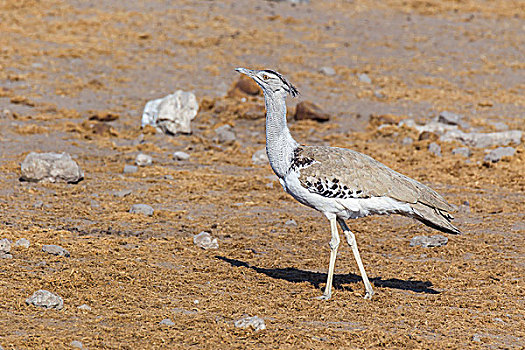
(314, 293, 331, 301)
(364, 289, 374, 300)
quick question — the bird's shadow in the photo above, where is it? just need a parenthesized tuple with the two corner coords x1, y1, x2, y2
(216, 256, 439, 295)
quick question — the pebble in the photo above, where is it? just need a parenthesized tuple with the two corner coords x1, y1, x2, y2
(410, 235, 448, 248)
(401, 137, 414, 145)
(215, 125, 236, 144)
(33, 200, 44, 209)
(70, 340, 84, 349)
(437, 111, 462, 126)
(159, 318, 175, 326)
(234, 316, 266, 331)
(20, 152, 84, 183)
(15, 238, 30, 248)
(357, 73, 372, 84)
(114, 189, 132, 197)
(319, 66, 335, 76)
(294, 101, 330, 122)
(129, 204, 154, 216)
(483, 147, 516, 163)
(26, 289, 64, 310)
(135, 153, 152, 166)
(285, 219, 297, 226)
(428, 142, 442, 156)
(252, 148, 268, 165)
(472, 334, 482, 342)
(1, 108, 13, 118)
(373, 90, 385, 99)
(42, 244, 70, 257)
(0, 238, 11, 253)
(77, 304, 92, 311)
(173, 151, 190, 161)
(452, 147, 471, 157)
(123, 165, 138, 174)
(193, 231, 219, 250)
(164, 174, 174, 180)
(141, 90, 199, 135)
(440, 130, 522, 148)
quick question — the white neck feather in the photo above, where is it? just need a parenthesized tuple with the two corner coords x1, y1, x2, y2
(263, 90, 299, 178)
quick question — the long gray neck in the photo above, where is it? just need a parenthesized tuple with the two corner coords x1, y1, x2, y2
(263, 91, 299, 178)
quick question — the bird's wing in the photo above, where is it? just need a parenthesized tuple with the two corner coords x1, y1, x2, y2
(291, 145, 454, 212)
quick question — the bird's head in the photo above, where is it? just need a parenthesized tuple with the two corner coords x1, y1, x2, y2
(235, 68, 298, 98)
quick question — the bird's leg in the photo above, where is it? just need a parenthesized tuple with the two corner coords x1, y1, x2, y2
(338, 219, 374, 300)
(316, 216, 340, 300)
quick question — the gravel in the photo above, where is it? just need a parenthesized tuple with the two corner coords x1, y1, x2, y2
(193, 231, 219, 249)
(428, 142, 442, 156)
(452, 147, 472, 157)
(173, 151, 190, 161)
(357, 73, 372, 84)
(410, 235, 448, 248)
(42, 244, 70, 257)
(159, 318, 175, 326)
(14, 238, 30, 248)
(123, 165, 138, 174)
(26, 290, 64, 310)
(129, 204, 154, 216)
(252, 148, 268, 165)
(484, 147, 516, 163)
(135, 153, 152, 166)
(234, 316, 266, 331)
(20, 152, 84, 183)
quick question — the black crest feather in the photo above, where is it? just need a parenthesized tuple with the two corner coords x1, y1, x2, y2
(262, 69, 299, 97)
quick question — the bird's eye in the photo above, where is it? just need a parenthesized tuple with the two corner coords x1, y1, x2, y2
(262, 74, 269, 80)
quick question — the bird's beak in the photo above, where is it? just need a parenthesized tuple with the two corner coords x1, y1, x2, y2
(235, 67, 255, 77)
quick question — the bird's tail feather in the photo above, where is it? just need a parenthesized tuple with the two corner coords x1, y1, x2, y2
(411, 202, 461, 235)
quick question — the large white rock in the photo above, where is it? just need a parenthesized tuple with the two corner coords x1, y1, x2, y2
(20, 152, 84, 183)
(141, 90, 199, 135)
(440, 130, 522, 148)
(26, 289, 64, 310)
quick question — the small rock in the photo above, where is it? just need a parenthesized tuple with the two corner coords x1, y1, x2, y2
(129, 204, 154, 216)
(42, 244, 70, 257)
(215, 125, 236, 144)
(1, 108, 13, 118)
(0, 238, 11, 253)
(33, 200, 44, 209)
(452, 147, 471, 157)
(77, 304, 92, 311)
(123, 165, 138, 174)
(141, 90, 199, 135)
(89, 111, 119, 122)
(228, 76, 261, 97)
(438, 111, 462, 126)
(440, 130, 522, 148)
(490, 121, 508, 131)
(410, 235, 448, 248)
(319, 66, 335, 76)
(159, 318, 175, 326)
(373, 90, 385, 99)
(418, 131, 438, 141)
(135, 153, 152, 166)
(15, 238, 30, 248)
(114, 189, 132, 197)
(252, 148, 268, 165)
(234, 316, 266, 331)
(193, 231, 219, 250)
(401, 137, 414, 145)
(357, 73, 371, 84)
(428, 142, 442, 156)
(294, 101, 330, 122)
(472, 334, 482, 342)
(483, 147, 515, 163)
(20, 152, 84, 183)
(70, 340, 83, 349)
(400, 119, 458, 136)
(26, 289, 64, 310)
(173, 151, 190, 161)
(285, 219, 297, 226)
(0, 252, 13, 259)
(164, 174, 174, 180)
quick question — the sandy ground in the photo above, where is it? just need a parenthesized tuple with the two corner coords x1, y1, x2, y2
(0, 0, 524, 349)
